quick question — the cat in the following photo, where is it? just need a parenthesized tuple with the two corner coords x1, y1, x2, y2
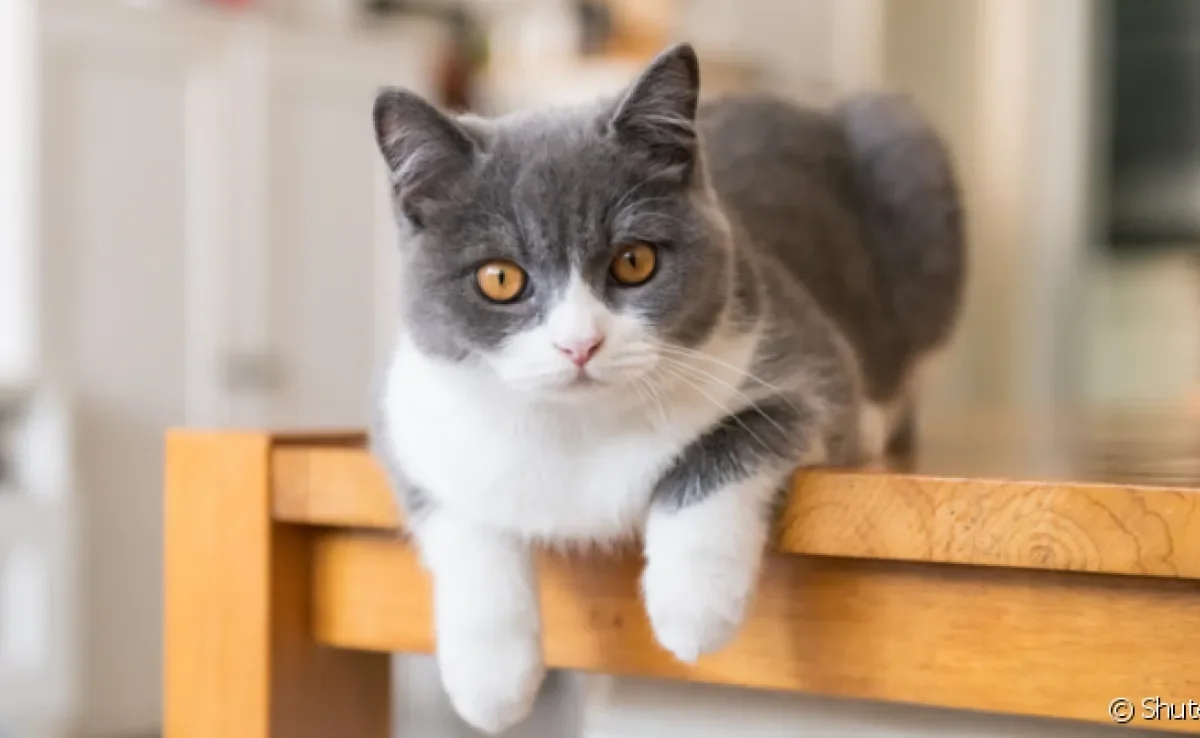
(370, 42, 965, 734)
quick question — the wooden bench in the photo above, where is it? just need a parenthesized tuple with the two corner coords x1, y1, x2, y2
(163, 410, 1200, 736)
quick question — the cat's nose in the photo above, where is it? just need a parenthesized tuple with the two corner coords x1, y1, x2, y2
(555, 335, 605, 367)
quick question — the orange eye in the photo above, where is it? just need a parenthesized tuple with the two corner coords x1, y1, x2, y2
(610, 242, 658, 286)
(475, 260, 527, 303)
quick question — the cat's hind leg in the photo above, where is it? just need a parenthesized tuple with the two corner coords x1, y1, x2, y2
(886, 405, 917, 455)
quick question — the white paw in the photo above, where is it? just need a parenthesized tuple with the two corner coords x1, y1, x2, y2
(438, 626, 545, 734)
(641, 554, 757, 664)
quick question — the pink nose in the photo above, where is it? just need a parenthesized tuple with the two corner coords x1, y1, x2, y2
(555, 335, 605, 367)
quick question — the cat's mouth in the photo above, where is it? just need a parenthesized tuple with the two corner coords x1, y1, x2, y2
(569, 370, 599, 386)
(558, 370, 603, 392)
(536, 368, 619, 401)
(493, 351, 659, 403)
(544, 356, 659, 399)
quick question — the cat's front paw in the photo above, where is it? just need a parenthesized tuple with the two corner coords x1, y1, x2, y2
(641, 553, 757, 664)
(438, 626, 545, 734)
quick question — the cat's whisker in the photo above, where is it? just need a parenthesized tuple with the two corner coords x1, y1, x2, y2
(610, 180, 658, 220)
(611, 187, 682, 222)
(655, 365, 778, 457)
(630, 378, 659, 427)
(656, 344, 790, 391)
(630, 378, 654, 422)
(598, 357, 657, 371)
(656, 344, 803, 414)
(627, 210, 689, 231)
(658, 357, 795, 445)
(637, 374, 672, 429)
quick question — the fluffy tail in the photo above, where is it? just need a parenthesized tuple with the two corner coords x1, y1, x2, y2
(836, 93, 967, 354)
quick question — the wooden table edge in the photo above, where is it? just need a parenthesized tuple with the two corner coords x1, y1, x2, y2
(239, 430, 1200, 582)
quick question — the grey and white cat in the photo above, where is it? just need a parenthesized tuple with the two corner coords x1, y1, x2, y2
(372, 43, 964, 734)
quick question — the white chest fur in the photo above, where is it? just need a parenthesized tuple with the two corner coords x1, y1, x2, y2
(381, 332, 761, 543)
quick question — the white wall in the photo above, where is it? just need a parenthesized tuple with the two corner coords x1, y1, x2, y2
(0, 0, 38, 387)
(0, 3, 78, 735)
(33, 5, 449, 734)
(682, 0, 835, 91)
(681, 0, 884, 98)
(40, 27, 193, 730)
(884, 0, 1099, 413)
(1081, 253, 1200, 407)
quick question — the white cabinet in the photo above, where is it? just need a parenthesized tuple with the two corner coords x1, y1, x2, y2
(0, 390, 74, 738)
(243, 28, 429, 429)
(38, 8, 217, 734)
(32, 3, 443, 733)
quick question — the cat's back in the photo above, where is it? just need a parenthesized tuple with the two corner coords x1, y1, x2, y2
(699, 94, 860, 208)
(697, 92, 965, 403)
(696, 94, 873, 294)
(698, 94, 882, 373)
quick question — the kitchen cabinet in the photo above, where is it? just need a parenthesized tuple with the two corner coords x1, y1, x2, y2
(27, 2, 444, 732)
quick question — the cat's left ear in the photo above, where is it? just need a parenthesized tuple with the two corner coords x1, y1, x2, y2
(609, 42, 701, 177)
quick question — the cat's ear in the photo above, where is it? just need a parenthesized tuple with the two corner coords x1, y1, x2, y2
(609, 42, 701, 177)
(373, 88, 478, 227)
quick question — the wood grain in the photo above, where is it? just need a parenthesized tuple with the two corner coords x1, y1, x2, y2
(164, 431, 391, 738)
(273, 443, 1200, 581)
(782, 470, 1200, 578)
(313, 531, 1200, 734)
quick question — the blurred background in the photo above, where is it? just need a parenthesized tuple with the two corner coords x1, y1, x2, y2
(0, 0, 1197, 736)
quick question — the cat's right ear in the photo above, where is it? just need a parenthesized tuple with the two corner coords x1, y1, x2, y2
(373, 88, 478, 228)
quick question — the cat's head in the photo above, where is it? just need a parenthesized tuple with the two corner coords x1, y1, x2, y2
(374, 43, 731, 404)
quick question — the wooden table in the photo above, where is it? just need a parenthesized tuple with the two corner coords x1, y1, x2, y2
(163, 410, 1200, 737)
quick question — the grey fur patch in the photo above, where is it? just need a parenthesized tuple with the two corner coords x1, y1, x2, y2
(661, 246, 728, 345)
(699, 92, 965, 402)
(728, 237, 762, 327)
(837, 93, 966, 355)
(651, 395, 814, 510)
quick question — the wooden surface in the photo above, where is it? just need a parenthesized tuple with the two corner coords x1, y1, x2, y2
(273, 410, 1200, 580)
(164, 431, 391, 738)
(167, 412, 1200, 736)
(883, 409, 1200, 486)
(313, 531, 1200, 734)
(272, 444, 397, 527)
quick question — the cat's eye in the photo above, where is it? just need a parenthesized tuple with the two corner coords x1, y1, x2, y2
(610, 242, 658, 286)
(476, 260, 528, 303)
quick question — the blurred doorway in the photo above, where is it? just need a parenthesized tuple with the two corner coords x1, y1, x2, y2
(1106, 0, 1200, 251)
(1083, 0, 1200, 409)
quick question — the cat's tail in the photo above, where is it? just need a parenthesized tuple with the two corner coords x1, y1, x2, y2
(835, 93, 967, 354)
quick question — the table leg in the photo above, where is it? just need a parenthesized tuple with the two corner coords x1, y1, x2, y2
(164, 431, 391, 738)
